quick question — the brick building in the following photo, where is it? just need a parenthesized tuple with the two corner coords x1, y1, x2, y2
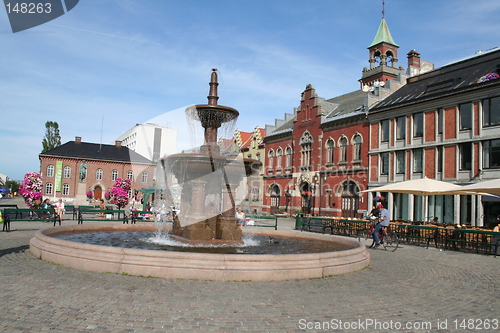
(367, 47, 500, 226)
(39, 136, 156, 204)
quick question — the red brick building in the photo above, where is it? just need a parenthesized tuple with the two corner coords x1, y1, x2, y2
(367, 48, 500, 226)
(39, 136, 156, 204)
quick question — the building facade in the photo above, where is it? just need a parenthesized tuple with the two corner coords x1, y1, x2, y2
(39, 136, 156, 204)
(115, 123, 177, 163)
(367, 47, 500, 226)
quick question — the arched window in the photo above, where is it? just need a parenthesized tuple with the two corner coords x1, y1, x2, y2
(111, 170, 118, 181)
(47, 165, 54, 177)
(300, 132, 313, 167)
(326, 139, 335, 163)
(62, 184, 70, 196)
(142, 172, 148, 183)
(268, 150, 275, 169)
(63, 166, 71, 178)
(353, 134, 362, 161)
(45, 183, 53, 195)
(286, 147, 292, 168)
(340, 137, 348, 162)
(96, 169, 103, 180)
(276, 148, 283, 168)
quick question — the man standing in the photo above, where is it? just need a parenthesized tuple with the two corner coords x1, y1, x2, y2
(373, 203, 390, 247)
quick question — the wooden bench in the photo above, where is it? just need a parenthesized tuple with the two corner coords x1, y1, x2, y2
(398, 224, 439, 248)
(445, 228, 500, 256)
(332, 219, 370, 237)
(2, 208, 60, 231)
(245, 215, 278, 230)
(301, 217, 331, 234)
(127, 210, 155, 224)
(77, 208, 126, 224)
(0, 204, 20, 218)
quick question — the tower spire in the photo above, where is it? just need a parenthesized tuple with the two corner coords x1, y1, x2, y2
(382, 1, 385, 19)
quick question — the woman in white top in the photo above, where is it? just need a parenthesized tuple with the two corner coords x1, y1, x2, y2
(55, 198, 65, 222)
(235, 208, 246, 228)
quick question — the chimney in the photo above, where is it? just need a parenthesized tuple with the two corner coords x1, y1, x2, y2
(407, 50, 421, 69)
(115, 140, 122, 147)
(75, 136, 82, 143)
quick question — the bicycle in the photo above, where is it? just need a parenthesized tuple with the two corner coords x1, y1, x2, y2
(356, 220, 399, 252)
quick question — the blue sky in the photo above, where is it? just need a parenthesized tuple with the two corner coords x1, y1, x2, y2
(1, 0, 500, 181)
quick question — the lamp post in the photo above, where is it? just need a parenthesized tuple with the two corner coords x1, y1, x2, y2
(312, 173, 319, 216)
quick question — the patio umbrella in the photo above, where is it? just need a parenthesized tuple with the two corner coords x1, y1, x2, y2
(362, 178, 478, 222)
(440, 178, 500, 196)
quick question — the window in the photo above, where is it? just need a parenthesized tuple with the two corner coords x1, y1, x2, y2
(276, 148, 283, 168)
(396, 151, 405, 174)
(353, 135, 362, 161)
(326, 139, 334, 163)
(299, 132, 313, 167)
(460, 142, 472, 170)
(96, 169, 103, 180)
(381, 120, 390, 142)
(396, 116, 406, 140)
(437, 108, 444, 134)
(459, 103, 472, 130)
(483, 96, 500, 127)
(47, 165, 54, 177)
(63, 166, 71, 178)
(413, 113, 423, 137)
(381, 152, 389, 175)
(483, 139, 500, 168)
(127, 171, 133, 180)
(142, 172, 148, 183)
(111, 170, 118, 181)
(437, 146, 443, 173)
(268, 150, 274, 169)
(340, 137, 348, 162)
(286, 147, 292, 168)
(413, 149, 423, 173)
(45, 183, 53, 195)
(62, 184, 70, 196)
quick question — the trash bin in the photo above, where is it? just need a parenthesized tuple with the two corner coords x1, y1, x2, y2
(295, 213, 304, 230)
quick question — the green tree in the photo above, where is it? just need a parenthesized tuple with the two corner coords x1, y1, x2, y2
(41, 121, 61, 153)
(5, 179, 20, 194)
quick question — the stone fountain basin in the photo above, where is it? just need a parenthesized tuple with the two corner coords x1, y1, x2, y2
(30, 224, 370, 281)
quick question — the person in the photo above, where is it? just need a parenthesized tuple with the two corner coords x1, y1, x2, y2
(372, 203, 390, 248)
(235, 208, 246, 228)
(54, 198, 65, 223)
(368, 205, 380, 219)
(41, 198, 52, 209)
(95, 199, 105, 219)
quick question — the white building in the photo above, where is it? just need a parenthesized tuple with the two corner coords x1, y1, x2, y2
(115, 123, 177, 163)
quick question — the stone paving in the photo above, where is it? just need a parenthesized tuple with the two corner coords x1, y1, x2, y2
(0, 199, 499, 332)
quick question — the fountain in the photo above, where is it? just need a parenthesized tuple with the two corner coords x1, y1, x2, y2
(29, 70, 370, 281)
(159, 69, 257, 245)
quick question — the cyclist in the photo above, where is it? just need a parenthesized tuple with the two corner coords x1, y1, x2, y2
(372, 203, 390, 248)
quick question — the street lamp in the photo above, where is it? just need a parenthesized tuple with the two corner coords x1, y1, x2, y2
(312, 173, 319, 216)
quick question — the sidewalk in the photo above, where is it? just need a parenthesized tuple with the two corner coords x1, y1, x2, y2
(0, 210, 499, 332)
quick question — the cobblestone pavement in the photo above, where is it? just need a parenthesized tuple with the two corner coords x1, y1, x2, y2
(0, 201, 499, 332)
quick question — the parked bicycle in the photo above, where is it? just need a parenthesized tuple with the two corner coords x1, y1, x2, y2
(356, 219, 399, 251)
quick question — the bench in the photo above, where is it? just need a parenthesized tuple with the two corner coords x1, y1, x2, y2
(0, 204, 20, 218)
(2, 208, 60, 231)
(332, 219, 370, 237)
(301, 217, 331, 234)
(445, 228, 500, 256)
(245, 215, 278, 230)
(397, 224, 438, 248)
(77, 208, 126, 224)
(127, 210, 155, 224)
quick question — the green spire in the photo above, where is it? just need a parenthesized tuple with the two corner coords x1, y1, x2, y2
(368, 18, 398, 48)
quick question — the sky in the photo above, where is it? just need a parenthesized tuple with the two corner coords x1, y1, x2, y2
(1, 0, 500, 181)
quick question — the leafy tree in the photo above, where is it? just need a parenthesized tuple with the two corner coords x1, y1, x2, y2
(42, 121, 61, 153)
(5, 179, 20, 194)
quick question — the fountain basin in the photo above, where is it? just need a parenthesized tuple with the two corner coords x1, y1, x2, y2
(29, 224, 370, 281)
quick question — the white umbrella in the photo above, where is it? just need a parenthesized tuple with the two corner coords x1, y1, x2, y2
(362, 177, 486, 222)
(441, 178, 500, 196)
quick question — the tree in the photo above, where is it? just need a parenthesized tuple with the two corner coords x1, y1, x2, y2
(5, 179, 20, 194)
(42, 121, 61, 153)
